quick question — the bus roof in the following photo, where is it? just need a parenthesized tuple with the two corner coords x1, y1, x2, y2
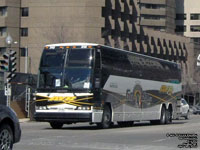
(45, 42, 179, 65)
(45, 43, 99, 47)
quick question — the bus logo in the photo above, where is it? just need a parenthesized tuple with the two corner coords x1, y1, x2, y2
(48, 96, 77, 103)
(160, 85, 173, 95)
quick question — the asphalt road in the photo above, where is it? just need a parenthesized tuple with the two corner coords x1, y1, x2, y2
(14, 115, 200, 150)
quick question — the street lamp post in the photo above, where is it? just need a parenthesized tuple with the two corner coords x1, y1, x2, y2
(5, 34, 13, 107)
(25, 46, 28, 74)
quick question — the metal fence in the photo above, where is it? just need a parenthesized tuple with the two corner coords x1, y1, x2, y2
(0, 71, 37, 118)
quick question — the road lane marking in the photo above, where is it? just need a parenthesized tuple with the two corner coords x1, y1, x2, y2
(153, 139, 167, 142)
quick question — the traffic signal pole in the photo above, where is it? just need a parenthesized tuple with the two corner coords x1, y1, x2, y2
(1, 50, 16, 107)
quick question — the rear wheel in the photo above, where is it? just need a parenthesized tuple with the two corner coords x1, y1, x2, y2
(160, 106, 166, 124)
(165, 108, 172, 124)
(0, 123, 13, 150)
(50, 122, 63, 129)
(97, 105, 111, 129)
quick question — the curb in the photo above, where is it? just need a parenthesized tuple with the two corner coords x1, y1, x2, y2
(19, 118, 30, 123)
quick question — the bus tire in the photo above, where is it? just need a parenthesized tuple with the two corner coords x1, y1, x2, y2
(50, 122, 63, 129)
(160, 106, 166, 124)
(165, 108, 172, 124)
(150, 106, 166, 125)
(97, 105, 111, 129)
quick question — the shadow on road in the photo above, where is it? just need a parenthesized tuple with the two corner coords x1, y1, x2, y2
(44, 120, 188, 130)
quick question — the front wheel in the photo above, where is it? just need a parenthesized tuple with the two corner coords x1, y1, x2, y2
(97, 105, 112, 129)
(50, 122, 63, 129)
(150, 106, 166, 125)
(0, 124, 13, 150)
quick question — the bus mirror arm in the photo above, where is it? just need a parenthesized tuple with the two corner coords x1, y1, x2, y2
(94, 78, 100, 89)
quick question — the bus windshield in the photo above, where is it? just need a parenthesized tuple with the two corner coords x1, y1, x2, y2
(38, 48, 93, 91)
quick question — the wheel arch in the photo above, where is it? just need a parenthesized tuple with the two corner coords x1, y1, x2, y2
(104, 102, 113, 122)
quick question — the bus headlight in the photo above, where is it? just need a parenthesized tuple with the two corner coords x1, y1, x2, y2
(76, 106, 91, 110)
(36, 106, 48, 110)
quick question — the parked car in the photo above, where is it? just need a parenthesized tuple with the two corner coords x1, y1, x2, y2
(180, 98, 190, 119)
(0, 105, 21, 150)
(192, 103, 200, 115)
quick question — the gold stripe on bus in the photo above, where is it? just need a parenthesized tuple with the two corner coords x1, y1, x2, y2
(76, 97, 93, 102)
(36, 95, 50, 98)
(168, 92, 182, 101)
(36, 98, 49, 102)
(73, 101, 94, 106)
(36, 96, 93, 102)
(147, 93, 166, 102)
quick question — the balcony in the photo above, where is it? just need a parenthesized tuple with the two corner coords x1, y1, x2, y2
(140, 8, 166, 16)
(140, 19, 166, 26)
(140, 0, 166, 5)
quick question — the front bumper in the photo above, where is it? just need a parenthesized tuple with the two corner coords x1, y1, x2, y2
(34, 112, 92, 123)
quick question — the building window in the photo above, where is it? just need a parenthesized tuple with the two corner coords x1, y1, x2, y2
(0, 7, 7, 16)
(176, 14, 186, 20)
(175, 25, 186, 32)
(191, 38, 200, 44)
(141, 15, 165, 20)
(190, 26, 200, 32)
(0, 27, 7, 37)
(141, 4, 165, 9)
(0, 47, 6, 55)
(21, 7, 29, 17)
(147, 26, 166, 31)
(20, 48, 27, 57)
(190, 14, 200, 20)
(21, 28, 28, 36)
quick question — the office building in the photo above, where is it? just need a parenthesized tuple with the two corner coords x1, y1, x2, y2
(0, 0, 199, 105)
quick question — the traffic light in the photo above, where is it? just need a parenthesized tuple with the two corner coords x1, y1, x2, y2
(0, 50, 17, 83)
(0, 52, 10, 71)
(7, 50, 17, 83)
(9, 50, 16, 72)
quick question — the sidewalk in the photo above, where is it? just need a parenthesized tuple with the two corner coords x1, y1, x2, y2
(19, 118, 30, 123)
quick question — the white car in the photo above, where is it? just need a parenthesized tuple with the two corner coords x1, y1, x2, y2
(180, 98, 190, 119)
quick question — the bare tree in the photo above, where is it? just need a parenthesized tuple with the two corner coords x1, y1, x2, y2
(44, 23, 68, 44)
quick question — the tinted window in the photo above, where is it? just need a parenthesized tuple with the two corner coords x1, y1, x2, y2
(101, 47, 181, 83)
(41, 50, 65, 67)
(68, 49, 92, 67)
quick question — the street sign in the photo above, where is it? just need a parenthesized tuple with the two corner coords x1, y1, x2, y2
(4, 84, 11, 96)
